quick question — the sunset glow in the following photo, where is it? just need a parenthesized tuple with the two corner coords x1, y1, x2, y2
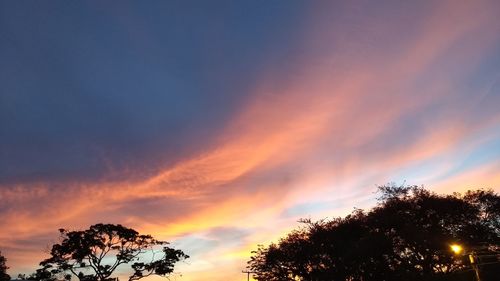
(1, 1, 500, 281)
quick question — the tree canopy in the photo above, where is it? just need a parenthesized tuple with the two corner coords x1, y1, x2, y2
(247, 186, 500, 281)
(0, 250, 10, 281)
(30, 224, 188, 281)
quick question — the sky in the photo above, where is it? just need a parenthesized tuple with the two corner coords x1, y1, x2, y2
(1, 1, 500, 280)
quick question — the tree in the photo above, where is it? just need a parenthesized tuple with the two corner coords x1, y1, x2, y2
(34, 224, 188, 281)
(0, 250, 10, 281)
(248, 186, 500, 281)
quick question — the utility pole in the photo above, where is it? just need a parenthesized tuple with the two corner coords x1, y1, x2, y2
(242, 270, 256, 281)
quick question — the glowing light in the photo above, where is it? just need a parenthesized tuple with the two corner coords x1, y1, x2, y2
(450, 244, 463, 255)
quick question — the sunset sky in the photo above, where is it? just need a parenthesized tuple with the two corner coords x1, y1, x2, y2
(1, 1, 500, 280)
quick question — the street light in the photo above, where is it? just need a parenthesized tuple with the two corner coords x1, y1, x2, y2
(450, 244, 463, 255)
(450, 243, 481, 281)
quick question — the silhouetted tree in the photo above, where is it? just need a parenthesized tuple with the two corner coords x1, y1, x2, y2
(32, 224, 188, 281)
(0, 250, 10, 281)
(248, 186, 500, 281)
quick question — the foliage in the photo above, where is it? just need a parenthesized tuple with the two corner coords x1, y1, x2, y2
(0, 250, 10, 281)
(32, 224, 188, 281)
(248, 186, 500, 281)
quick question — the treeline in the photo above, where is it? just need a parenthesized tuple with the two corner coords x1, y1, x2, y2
(1, 185, 499, 281)
(247, 186, 500, 281)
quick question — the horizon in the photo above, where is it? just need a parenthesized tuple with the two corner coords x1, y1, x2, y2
(1, 1, 500, 280)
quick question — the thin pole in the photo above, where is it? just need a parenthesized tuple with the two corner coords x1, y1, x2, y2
(473, 264, 481, 281)
(242, 270, 255, 281)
